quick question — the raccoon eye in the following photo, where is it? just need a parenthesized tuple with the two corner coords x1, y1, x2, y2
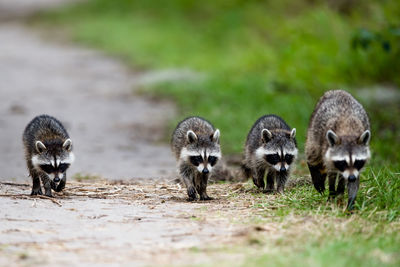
(58, 163, 70, 172)
(189, 156, 203, 166)
(353, 160, 365, 170)
(39, 164, 55, 174)
(208, 156, 218, 166)
(333, 160, 347, 172)
(265, 154, 280, 165)
(285, 154, 294, 165)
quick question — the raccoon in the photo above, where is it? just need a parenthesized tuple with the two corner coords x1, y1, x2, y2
(305, 90, 371, 210)
(23, 115, 74, 197)
(171, 116, 221, 201)
(242, 115, 297, 193)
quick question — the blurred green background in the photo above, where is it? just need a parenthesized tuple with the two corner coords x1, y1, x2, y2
(37, 0, 400, 170)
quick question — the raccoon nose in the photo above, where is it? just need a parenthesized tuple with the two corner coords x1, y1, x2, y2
(202, 168, 209, 174)
(280, 166, 286, 172)
(348, 174, 357, 182)
(54, 177, 60, 182)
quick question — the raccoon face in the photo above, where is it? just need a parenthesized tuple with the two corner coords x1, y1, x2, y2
(256, 128, 297, 172)
(325, 130, 371, 182)
(31, 139, 74, 182)
(180, 130, 221, 174)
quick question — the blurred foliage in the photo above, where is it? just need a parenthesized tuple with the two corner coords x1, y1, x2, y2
(37, 0, 400, 168)
(352, 26, 400, 85)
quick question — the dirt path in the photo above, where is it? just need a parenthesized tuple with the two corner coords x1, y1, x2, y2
(0, 181, 258, 266)
(0, 1, 177, 181)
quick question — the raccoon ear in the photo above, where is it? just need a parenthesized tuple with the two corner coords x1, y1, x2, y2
(63, 139, 73, 151)
(261, 129, 272, 143)
(290, 128, 296, 139)
(326, 130, 339, 147)
(211, 129, 220, 143)
(358, 130, 371, 145)
(186, 130, 198, 143)
(35, 141, 46, 153)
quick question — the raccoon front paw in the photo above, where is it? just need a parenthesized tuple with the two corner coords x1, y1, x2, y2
(252, 177, 265, 189)
(30, 188, 43, 195)
(187, 186, 197, 201)
(276, 187, 285, 194)
(263, 188, 274, 194)
(327, 191, 337, 201)
(55, 181, 65, 192)
(200, 194, 213, 201)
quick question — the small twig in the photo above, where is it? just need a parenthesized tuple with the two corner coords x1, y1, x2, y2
(0, 182, 30, 187)
(0, 194, 28, 197)
(0, 194, 62, 207)
(32, 195, 62, 207)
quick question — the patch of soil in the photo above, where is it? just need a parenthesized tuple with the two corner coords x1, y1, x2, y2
(0, 180, 267, 266)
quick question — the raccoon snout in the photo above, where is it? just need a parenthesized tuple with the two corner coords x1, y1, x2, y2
(53, 177, 60, 183)
(280, 165, 286, 172)
(202, 168, 209, 174)
(348, 174, 357, 182)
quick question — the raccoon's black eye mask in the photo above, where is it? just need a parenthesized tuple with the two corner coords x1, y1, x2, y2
(39, 163, 70, 174)
(265, 154, 280, 165)
(208, 156, 218, 166)
(285, 154, 294, 165)
(353, 160, 365, 170)
(333, 160, 347, 172)
(189, 156, 203, 166)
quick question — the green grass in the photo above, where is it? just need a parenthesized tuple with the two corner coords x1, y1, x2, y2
(214, 168, 400, 266)
(185, 167, 400, 266)
(253, 167, 400, 222)
(245, 231, 400, 267)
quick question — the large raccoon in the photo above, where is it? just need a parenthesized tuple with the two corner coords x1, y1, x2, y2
(23, 115, 74, 197)
(171, 116, 221, 201)
(242, 115, 297, 193)
(305, 90, 371, 210)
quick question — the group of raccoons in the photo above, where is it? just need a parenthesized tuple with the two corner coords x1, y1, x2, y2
(23, 89, 371, 210)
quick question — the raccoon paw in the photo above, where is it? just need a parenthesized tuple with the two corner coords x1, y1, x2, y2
(314, 183, 325, 195)
(200, 195, 213, 201)
(187, 186, 197, 201)
(327, 191, 337, 201)
(55, 182, 65, 192)
(276, 187, 285, 194)
(30, 188, 43, 195)
(263, 189, 274, 194)
(252, 177, 265, 189)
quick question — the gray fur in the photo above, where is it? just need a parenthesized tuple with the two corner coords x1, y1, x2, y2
(305, 90, 371, 210)
(23, 114, 74, 197)
(242, 115, 297, 193)
(171, 116, 221, 201)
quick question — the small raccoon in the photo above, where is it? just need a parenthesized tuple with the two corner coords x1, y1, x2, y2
(242, 115, 297, 193)
(23, 115, 74, 197)
(305, 90, 371, 210)
(171, 116, 221, 201)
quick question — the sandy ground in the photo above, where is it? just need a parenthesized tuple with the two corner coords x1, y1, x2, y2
(0, 1, 178, 181)
(0, 181, 259, 266)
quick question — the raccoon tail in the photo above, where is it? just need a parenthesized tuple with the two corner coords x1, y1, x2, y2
(210, 163, 235, 182)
